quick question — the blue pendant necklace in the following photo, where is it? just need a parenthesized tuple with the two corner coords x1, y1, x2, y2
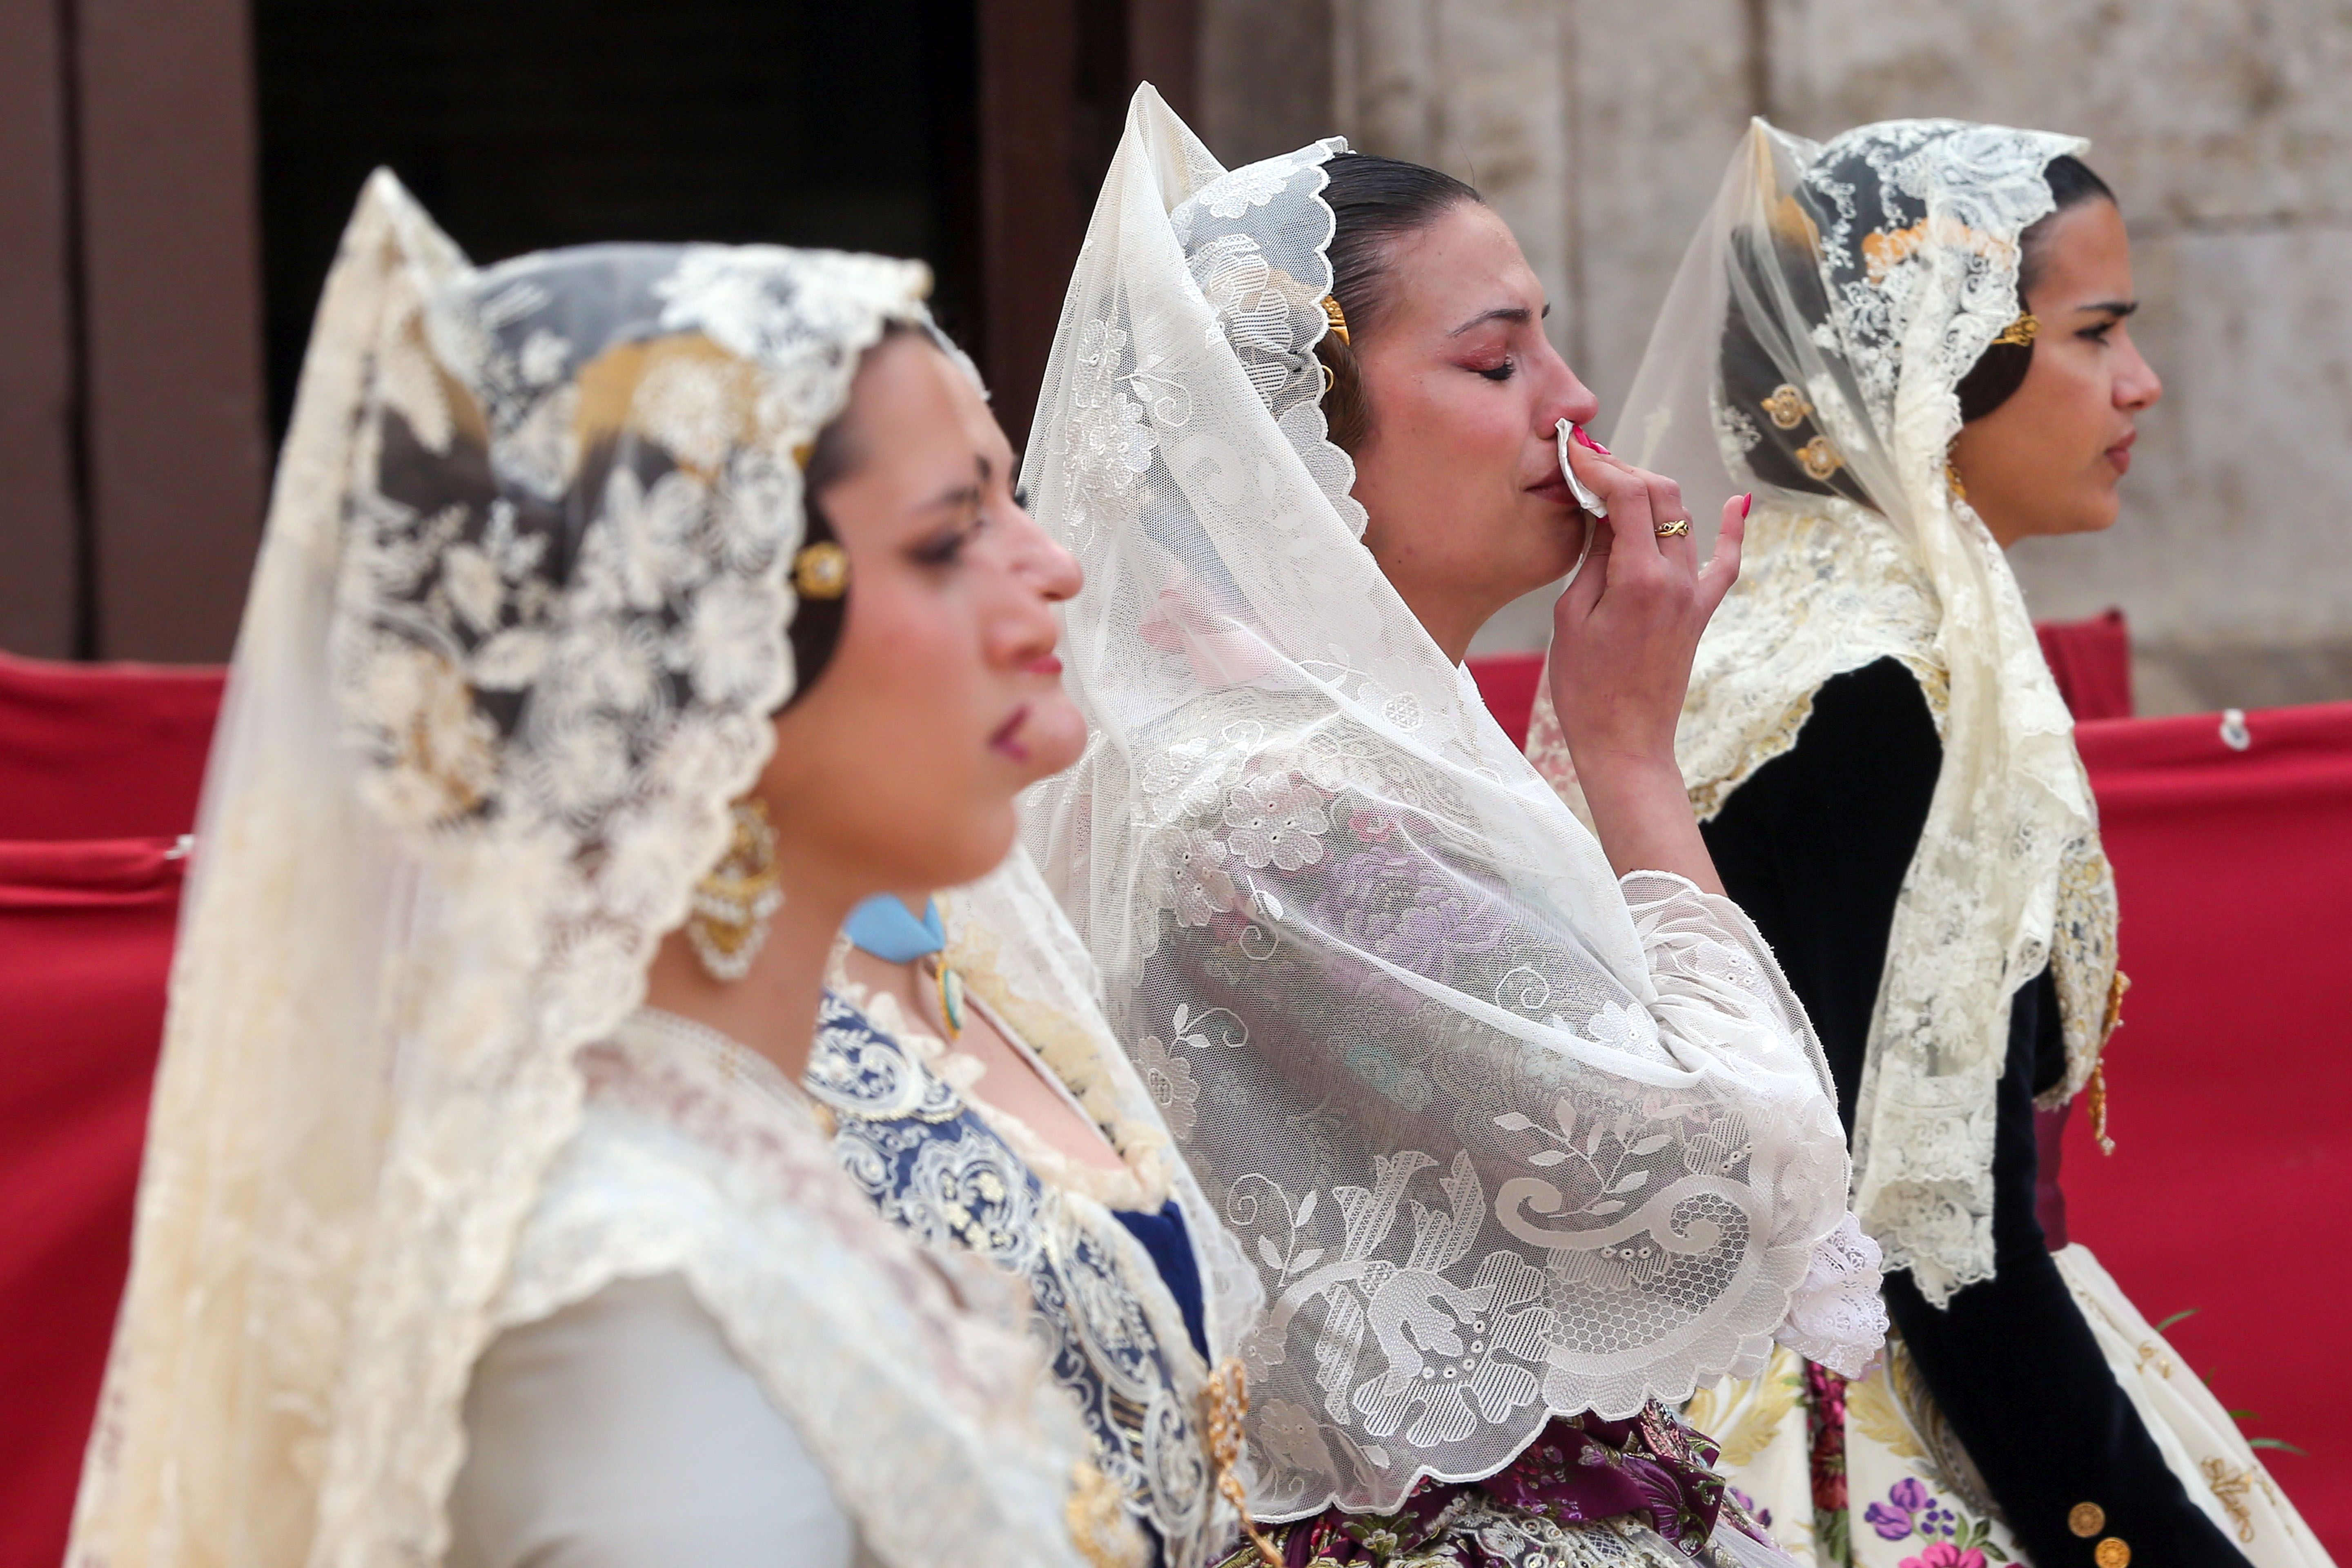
(843, 894, 965, 1035)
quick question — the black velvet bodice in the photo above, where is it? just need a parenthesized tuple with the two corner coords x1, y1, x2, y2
(1703, 657, 2249, 1568)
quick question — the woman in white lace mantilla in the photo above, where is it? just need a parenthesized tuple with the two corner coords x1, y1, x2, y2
(1021, 87, 1884, 1567)
(66, 174, 1118, 1568)
(1524, 120, 2330, 1568)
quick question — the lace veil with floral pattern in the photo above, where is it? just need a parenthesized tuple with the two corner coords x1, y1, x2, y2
(68, 172, 1089, 1568)
(1023, 87, 1873, 1522)
(1524, 120, 2122, 1305)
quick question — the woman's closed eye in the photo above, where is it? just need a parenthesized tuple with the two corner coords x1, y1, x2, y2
(1473, 356, 1517, 383)
(912, 496, 987, 565)
(2072, 302, 2135, 345)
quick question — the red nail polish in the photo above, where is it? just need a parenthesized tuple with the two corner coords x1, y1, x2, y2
(1738, 492, 1754, 519)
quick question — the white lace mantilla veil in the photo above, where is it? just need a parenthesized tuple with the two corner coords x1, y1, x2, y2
(1021, 85, 1880, 1524)
(67, 170, 1093, 1568)
(1523, 119, 2124, 1306)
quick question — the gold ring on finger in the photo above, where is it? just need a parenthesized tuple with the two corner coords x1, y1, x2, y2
(1653, 517, 1691, 538)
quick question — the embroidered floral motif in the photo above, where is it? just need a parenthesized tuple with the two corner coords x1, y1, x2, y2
(1134, 1034, 1205, 1140)
(1222, 775, 1330, 871)
(1239, 1408, 1742, 1566)
(1148, 829, 1241, 928)
(1863, 1475, 2011, 1564)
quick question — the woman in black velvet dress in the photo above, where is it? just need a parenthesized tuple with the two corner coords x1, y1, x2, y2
(1526, 120, 2329, 1568)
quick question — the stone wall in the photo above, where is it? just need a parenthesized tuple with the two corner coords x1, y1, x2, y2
(1198, 0, 2352, 712)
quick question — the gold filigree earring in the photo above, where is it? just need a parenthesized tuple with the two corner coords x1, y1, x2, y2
(793, 541, 849, 600)
(688, 797, 783, 982)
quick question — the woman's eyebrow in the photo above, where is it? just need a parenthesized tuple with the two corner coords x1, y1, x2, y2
(921, 455, 992, 513)
(1448, 304, 1534, 337)
(922, 480, 984, 513)
(2071, 298, 2139, 319)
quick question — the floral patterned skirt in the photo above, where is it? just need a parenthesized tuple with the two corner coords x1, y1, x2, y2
(1680, 1245, 2331, 1568)
(1225, 1405, 1776, 1568)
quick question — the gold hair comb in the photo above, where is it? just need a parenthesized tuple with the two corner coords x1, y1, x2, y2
(1321, 295, 1350, 347)
(1992, 313, 2040, 348)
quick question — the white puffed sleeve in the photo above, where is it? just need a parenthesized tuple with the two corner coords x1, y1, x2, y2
(448, 1273, 874, 1568)
(1620, 871, 1888, 1378)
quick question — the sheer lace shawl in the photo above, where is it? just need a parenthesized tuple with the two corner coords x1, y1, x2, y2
(1525, 121, 2121, 1305)
(497, 1017, 1094, 1568)
(65, 174, 1067, 1568)
(1020, 87, 1869, 1521)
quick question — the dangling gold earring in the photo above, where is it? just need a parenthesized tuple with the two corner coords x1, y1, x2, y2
(687, 797, 783, 982)
(1945, 457, 1969, 503)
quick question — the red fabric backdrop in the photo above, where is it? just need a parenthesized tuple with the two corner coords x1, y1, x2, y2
(0, 840, 184, 1565)
(0, 652, 218, 1568)
(2064, 700, 2352, 1551)
(0, 652, 225, 841)
(2, 635, 2345, 1563)
(2036, 607, 2135, 723)
(1460, 609, 2137, 749)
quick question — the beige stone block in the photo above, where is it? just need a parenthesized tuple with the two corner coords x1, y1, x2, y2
(1335, 0, 1444, 161)
(1336, 0, 1576, 352)
(1199, 0, 1338, 167)
(1565, 2, 1754, 401)
(1765, 0, 2352, 226)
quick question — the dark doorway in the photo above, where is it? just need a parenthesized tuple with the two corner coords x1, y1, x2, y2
(253, 0, 981, 441)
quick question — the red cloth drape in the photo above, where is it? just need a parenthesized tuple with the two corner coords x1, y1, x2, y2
(0, 651, 225, 840)
(1463, 607, 2137, 753)
(2062, 700, 2352, 1552)
(0, 653, 219, 1568)
(2034, 608, 2134, 722)
(0, 840, 185, 1568)
(1467, 650, 1546, 753)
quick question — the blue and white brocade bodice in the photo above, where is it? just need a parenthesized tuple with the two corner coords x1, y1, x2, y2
(806, 989, 1224, 1568)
